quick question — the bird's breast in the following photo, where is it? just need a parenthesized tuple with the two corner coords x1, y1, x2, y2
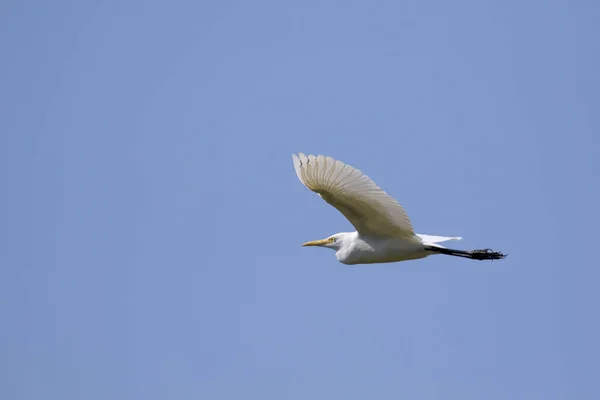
(337, 237, 428, 265)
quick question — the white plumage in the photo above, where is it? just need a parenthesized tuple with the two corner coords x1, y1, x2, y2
(293, 153, 506, 265)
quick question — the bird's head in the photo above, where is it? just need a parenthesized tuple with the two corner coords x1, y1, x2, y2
(301, 232, 352, 251)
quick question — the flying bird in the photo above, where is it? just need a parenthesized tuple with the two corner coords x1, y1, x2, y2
(293, 153, 506, 265)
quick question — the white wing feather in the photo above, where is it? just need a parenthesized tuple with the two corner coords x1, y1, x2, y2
(293, 153, 415, 238)
(416, 234, 462, 244)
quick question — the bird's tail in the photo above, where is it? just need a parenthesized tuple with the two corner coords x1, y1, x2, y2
(426, 245, 507, 261)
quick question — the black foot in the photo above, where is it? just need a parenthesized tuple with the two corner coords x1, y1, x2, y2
(470, 248, 507, 260)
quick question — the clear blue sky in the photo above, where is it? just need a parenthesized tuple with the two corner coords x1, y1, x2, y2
(1, 1, 599, 399)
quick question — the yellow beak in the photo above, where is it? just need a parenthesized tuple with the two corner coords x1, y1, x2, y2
(302, 238, 330, 247)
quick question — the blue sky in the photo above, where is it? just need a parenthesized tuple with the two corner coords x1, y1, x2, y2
(1, 0, 599, 399)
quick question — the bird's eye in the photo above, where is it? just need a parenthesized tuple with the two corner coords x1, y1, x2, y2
(329, 237, 335, 242)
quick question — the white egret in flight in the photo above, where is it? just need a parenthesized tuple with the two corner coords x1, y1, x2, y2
(293, 153, 507, 265)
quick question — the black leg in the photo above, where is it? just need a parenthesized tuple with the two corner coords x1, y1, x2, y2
(426, 246, 507, 261)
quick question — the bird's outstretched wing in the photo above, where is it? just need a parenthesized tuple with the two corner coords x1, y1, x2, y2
(293, 153, 415, 238)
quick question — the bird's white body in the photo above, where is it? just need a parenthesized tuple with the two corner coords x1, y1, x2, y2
(293, 153, 506, 264)
(330, 232, 445, 265)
